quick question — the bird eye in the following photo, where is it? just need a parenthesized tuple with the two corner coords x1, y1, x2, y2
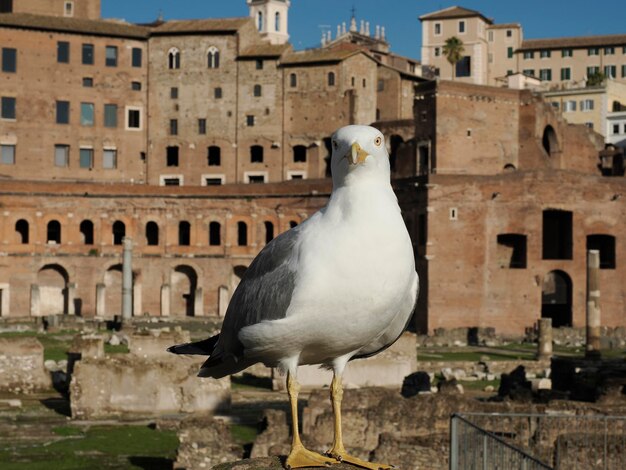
(332, 140, 338, 150)
(374, 136, 382, 147)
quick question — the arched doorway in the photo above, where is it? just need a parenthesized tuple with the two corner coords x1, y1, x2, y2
(541, 270, 572, 327)
(104, 265, 123, 317)
(37, 264, 69, 315)
(171, 265, 197, 316)
(542, 125, 559, 157)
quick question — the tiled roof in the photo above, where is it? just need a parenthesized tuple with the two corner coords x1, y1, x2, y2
(239, 43, 291, 58)
(149, 17, 249, 35)
(488, 23, 521, 30)
(519, 34, 626, 51)
(0, 13, 148, 38)
(419, 6, 492, 24)
(280, 47, 367, 66)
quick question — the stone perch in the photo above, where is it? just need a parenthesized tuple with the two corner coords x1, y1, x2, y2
(212, 457, 364, 470)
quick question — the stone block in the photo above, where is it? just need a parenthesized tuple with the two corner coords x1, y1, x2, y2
(69, 335, 104, 359)
(128, 329, 190, 358)
(530, 378, 552, 392)
(0, 337, 52, 393)
(70, 355, 229, 419)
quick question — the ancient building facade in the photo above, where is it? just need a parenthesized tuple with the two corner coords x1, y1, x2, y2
(403, 81, 625, 335)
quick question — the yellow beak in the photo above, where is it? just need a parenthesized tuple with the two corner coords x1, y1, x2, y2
(345, 142, 369, 165)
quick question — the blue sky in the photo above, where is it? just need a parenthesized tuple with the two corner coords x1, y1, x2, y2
(102, 1, 626, 60)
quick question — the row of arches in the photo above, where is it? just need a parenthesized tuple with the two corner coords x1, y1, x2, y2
(168, 46, 220, 70)
(14, 218, 299, 248)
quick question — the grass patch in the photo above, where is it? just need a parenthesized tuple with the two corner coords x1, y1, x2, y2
(418, 350, 535, 362)
(104, 344, 129, 355)
(0, 425, 178, 470)
(231, 373, 273, 391)
(230, 424, 258, 445)
(461, 379, 501, 391)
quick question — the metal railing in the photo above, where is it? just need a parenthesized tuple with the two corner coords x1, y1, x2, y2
(450, 412, 626, 470)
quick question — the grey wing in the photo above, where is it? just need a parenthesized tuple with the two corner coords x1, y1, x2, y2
(217, 226, 301, 357)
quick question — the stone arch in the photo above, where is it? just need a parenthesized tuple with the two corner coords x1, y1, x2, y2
(264, 221, 274, 244)
(146, 221, 159, 246)
(112, 220, 126, 245)
(15, 219, 29, 244)
(171, 265, 198, 317)
(37, 264, 69, 315)
(80, 220, 94, 245)
(209, 221, 221, 246)
(541, 270, 572, 328)
(207, 46, 220, 69)
(47, 220, 61, 244)
(168, 47, 180, 69)
(388, 134, 404, 173)
(542, 125, 559, 157)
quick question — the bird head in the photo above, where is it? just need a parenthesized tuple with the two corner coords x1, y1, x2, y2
(330, 125, 390, 186)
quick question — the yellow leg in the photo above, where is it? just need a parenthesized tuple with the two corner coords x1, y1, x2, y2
(285, 372, 338, 469)
(327, 374, 394, 470)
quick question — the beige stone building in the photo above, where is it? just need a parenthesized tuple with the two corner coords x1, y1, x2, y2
(420, 6, 626, 87)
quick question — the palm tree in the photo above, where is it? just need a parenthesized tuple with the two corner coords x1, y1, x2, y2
(443, 36, 465, 80)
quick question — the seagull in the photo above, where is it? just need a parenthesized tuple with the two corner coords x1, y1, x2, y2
(169, 125, 418, 470)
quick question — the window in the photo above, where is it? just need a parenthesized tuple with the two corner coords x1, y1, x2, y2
(82, 77, 93, 87)
(377, 79, 384, 91)
(127, 108, 141, 129)
(523, 69, 535, 77)
(131, 81, 141, 91)
(80, 220, 94, 245)
(540, 50, 551, 58)
(0, 0, 12, 13)
(562, 48, 573, 57)
(2, 47, 16, 72)
(253, 84, 262, 97)
(560, 67, 571, 80)
(587, 66, 600, 77)
(105, 46, 118, 67)
(166, 146, 179, 166)
(257, 11, 263, 31)
(328, 72, 335, 86)
(79, 148, 93, 168)
(264, 221, 274, 244)
(56, 101, 70, 124)
(170, 87, 178, 99)
(539, 68, 552, 81)
(237, 222, 248, 246)
(1, 96, 15, 119)
(178, 221, 191, 246)
(209, 222, 221, 246)
(351, 76, 355, 86)
(250, 145, 263, 163)
(585, 122, 594, 129)
(168, 48, 180, 69)
(57, 41, 70, 63)
(488, 31, 493, 42)
(506, 29, 512, 38)
(112, 221, 125, 245)
(82, 44, 94, 65)
(604, 65, 617, 78)
(458, 20, 465, 33)
(613, 124, 620, 135)
(15, 219, 29, 244)
(507, 47, 513, 59)
(208, 146, 221, 166)
(204, 177, 223, 185)
(207, 46, 220, 69)
(275, 12, 280, 31)
(362, 78, 366, 87)
(54, 144, 69, 167)
(47, 221, 61, 244)
(247, 175, 266, 184)
(80, 102, 94, 126)
(246, 115, 255, 127)
(551, 102, 559, 110)
(588, 47, 599, 56)
(456, 56, 471, 77)
(104, 104, 117, 128)
(497, 234, 527, 269)
(64, 1, 73, 16)
(587, 235, 616, 269)
(146, 222, 159, 246)
(213, 87, 223, 99)
(623, 65, 626, 78)
(131, 48, 142, 67)
(1, 144, 15, 165)
(542, 210, 572, 260)
(162, 177, 180, 186)
(293, 145, 306, 163)
(198, 118, 206, 135)
(103, 149, 117, 169)
(581, 99, 594, 111)
(523, 51, 534, 60)
(434, 23, 441, 35)
(434, 47, 440, 57)
(605, 47, 615, 55)
(290, 73, 297, 87)
(256, 59, 263, 70)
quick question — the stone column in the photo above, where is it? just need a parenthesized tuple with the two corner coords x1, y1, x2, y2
(586, 249, 601, 358)
(95, 283, 106, 318)
(122, 237, 133, 320)
(161, 284, 171, 317)
(537, 318, 553, 359)
(194, 287, 203, 317)
(30, 284, 40, 317)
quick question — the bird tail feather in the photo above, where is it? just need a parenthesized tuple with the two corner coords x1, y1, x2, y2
(167, 334, 219, 356)
(198, 353, 254, 379)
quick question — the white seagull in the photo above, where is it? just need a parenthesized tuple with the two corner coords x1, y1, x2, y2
(169, 125, 418, 470)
